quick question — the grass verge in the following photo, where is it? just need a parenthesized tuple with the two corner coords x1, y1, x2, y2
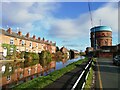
(13, 57, 88, 90)
(84, 58, 96, 89)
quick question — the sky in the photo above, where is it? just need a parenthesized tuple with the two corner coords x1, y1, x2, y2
(0, 0, 119, 51)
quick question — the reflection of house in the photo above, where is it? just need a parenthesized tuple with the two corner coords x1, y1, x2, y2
(60, 46, 69, 58)
(0, 28, 56, 58)
(60, 46, 68, 54)
(0, 61, 56, 87)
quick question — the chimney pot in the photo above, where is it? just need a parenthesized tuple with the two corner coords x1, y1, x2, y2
(26, 33, 30, 38)
(33, 35, 36, 40)
(18, 31, 22, 36)
(38, 37, 41, 40)
(7, 28, 12, 34)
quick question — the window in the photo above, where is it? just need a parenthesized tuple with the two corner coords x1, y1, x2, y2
(28, 69, 31, 75)
(9, 67, 12, 72)
(36, 43, 38, 49)
(16, 49, 19, 52)
(7, 75, 11, 81)
(22, 40, 25, 46)
(26, 49, 28, 52)
(30, 42, 32, 48)
(10, 38, 14, 45)
(10, 48, 13, 53)
(20, 73, 23, 78)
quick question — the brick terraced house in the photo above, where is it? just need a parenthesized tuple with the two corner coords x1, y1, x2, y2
(0, 28, 56, 58)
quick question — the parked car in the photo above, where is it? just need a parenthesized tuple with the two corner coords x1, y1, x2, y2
(113, 55, 120, 66)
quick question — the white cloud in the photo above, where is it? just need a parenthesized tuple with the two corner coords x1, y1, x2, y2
(2, 2, 60, 32)
(1, 2, 118, 47)
(48, 2, 118, 40)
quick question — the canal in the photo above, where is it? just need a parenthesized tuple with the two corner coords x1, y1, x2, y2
(0, 56, 84, 88)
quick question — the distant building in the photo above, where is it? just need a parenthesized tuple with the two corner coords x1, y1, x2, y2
(85, 47, 94, 57)
(60, 46, 69, 58)
(60, 46, 69, 54)
(98, 46, 117, 58)
(90, 26, 112, 49)
(0, 28, 56, 58)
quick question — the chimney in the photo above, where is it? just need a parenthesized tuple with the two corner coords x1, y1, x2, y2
(18, 31, 22, 36)
(33, 35, 36, 40)
(7, 28, 12, 34)
(50, 41, 52, 43)
(38, 37, 41, 41)
(26, 33, 30, 38)
(47, 40, 49, 43)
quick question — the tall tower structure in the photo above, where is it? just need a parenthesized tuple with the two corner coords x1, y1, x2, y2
(90, 26, 112, 49)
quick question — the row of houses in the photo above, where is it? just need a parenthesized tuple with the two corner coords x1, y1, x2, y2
(0, 61, 56, 87)
(0, 28, 56, 58)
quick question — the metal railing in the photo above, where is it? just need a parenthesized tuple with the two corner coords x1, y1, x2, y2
(71, 59, 93, 90)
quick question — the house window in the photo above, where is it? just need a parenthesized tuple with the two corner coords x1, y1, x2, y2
(9, 67, 12, 72)
(10, 39, 14, 45)
(22, 40, 25, 46)
(26, 48, 28, 52)
(30, 42, 32, 48)
(36, 43, 38, 49)
(20, 73, 23, 78)
(10, 48, 13, 53)
(16, 49, 19, 52)
(28, 69, 31, 75)
(7, 75, 11, 81)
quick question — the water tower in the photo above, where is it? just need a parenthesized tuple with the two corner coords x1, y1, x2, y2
(90, 26, 112, 49)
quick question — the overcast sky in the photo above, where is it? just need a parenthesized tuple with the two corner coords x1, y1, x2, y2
(0, 0, 118, 51)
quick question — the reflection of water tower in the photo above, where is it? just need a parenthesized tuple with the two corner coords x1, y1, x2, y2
(90, 26, 112, 49)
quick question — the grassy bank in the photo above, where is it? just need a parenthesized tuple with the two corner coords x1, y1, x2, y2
(13, 57, 88, 89)
(84, 58, 96, 89)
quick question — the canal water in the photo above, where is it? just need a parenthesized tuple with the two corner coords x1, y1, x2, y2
(0, 56, 84, 88)
(44, 56, 84, 75)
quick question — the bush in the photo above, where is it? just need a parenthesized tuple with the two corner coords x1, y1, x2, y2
(31, 52, 39, 60)
(23, 52, 39, 67)
(39, 51, 52, 67)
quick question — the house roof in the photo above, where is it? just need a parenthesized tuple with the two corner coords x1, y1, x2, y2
(1, 29, 56, 46)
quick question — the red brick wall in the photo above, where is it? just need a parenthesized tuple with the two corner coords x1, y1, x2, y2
(91, 31, 112, 47)
(99, 52, 113, 58)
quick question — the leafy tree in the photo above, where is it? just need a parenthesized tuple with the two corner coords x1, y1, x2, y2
(39, 51, 52, 68)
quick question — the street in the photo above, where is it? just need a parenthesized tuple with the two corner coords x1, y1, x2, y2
(96, 58, 120, 89)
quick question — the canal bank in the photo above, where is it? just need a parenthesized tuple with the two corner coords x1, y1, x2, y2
(13, 57, 88, 89)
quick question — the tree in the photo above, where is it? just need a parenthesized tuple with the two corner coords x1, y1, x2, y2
(39, 51, 52, 68)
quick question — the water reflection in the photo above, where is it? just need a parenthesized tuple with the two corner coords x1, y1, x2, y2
(0, 56, 84, 88)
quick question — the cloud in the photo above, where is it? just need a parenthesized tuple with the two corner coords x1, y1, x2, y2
(48, 2, 118, 40)
(1, 2, 60, 33)
(1, 2, 118, 50)
(64, 44, 79, 47)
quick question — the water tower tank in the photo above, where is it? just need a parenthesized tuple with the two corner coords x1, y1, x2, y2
(90, 26, 112, 49)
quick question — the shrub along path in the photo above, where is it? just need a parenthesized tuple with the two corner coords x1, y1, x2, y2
(43, 60, 89, 90)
